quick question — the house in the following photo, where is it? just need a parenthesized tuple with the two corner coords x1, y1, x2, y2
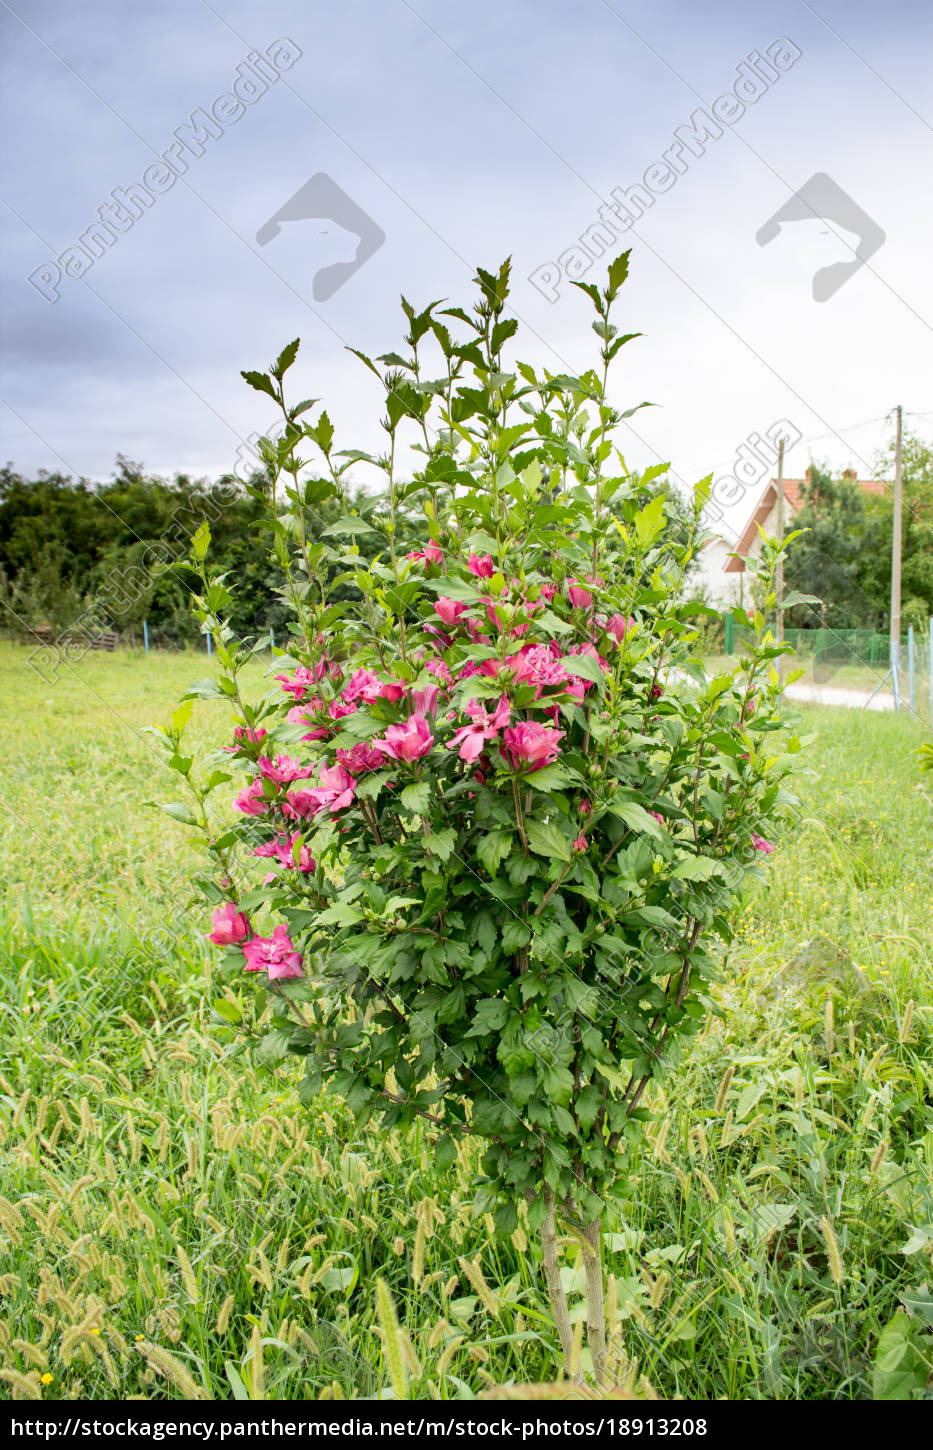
(695, 467, 887, 606)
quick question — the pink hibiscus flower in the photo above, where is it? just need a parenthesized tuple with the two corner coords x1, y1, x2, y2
(207, 902, 250, 945)
(233, 778, 271, 817)
(567, 578, 594, 609)
(467, 552, 496, 578)
(257, 754, 315, 785)
(406, 541, 444, 566)
(447, 695, 511, 763)
(302, 762, 358, 815)
(342, 668, 384, 706)
(336, 742, 385, 775)
(274, 665, 320, 701)
(435, 596, 469, 628)
(372, 713, 434, 763)
(242, 924, 303, 980)
(502, 721, 564, 771)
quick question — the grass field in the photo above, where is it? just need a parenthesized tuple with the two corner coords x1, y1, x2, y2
(1, 641, 932, 1401)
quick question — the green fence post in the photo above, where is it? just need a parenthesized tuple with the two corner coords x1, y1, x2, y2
(724, 614, 734, 655)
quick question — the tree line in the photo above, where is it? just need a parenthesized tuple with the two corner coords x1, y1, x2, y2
(0, 457, 692, 648)
(6, 438, 924, 647)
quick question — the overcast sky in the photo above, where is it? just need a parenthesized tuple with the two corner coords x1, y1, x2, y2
(2, 0, 931, 534)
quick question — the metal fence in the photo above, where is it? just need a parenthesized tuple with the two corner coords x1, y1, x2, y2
(722, 617, 933, 715)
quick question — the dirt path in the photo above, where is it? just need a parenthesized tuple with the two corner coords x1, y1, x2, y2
(784, 681, 895, 710)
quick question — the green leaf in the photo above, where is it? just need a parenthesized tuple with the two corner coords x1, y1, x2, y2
(212, 998, 242, 1025)
(525, 818, 571, 862)
(502, 919, 531, 954)
(272, 338, 300, 379)
(317, 903, 366, 927)
(899, 1286, 933, 1328)
(240, 369, 278, 400)
(526, 764, 574, 793)
(611, 801, 664, 840)
(171, 699, 194, 733)
(477, 830, 512, 877)
(465, 998, 509, 1036)
(148, 800, 196, 826)
(400, 781, 432, 815)
(673, 855, 722, 882)
(872, 1312, 932, 1400)
(607, 249, 631, 299)
(563, 653, 607, 692)
(634, 492, 666, 547)
(191, 522, 211, 561)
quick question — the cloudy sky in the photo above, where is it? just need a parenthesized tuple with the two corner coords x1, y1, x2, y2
(2, 0, 931, 532)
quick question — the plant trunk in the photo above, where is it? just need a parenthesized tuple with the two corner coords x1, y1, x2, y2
(580, 1219, 607, 1386)
(539, 1187, 575, 1371)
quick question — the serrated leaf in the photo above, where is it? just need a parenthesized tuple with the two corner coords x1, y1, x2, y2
(477, 830, 512, 877)
(612, 801, 663, 840)
(674, 855, 722, 882)
(525, 819, 571, 862)
(400, 781, 432, 814)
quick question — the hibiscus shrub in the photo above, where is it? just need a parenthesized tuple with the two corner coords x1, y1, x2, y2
(158, 252, 799, 1379)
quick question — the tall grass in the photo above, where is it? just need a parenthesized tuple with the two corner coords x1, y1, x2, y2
(0, 643, 931, 1399)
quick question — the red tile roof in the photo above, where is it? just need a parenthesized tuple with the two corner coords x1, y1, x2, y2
(725, 475, 887, 572)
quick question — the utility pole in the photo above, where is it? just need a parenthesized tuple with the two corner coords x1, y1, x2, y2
(890, 405, 903, 701)
(775, 439, 785, 665)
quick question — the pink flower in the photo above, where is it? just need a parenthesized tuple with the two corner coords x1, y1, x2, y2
(407, 541, 444, 566)
(274, 665, 319, 701)
(752, 835, 774, 854)
(649, 810, 664, 826)
(509, 645, 570, 694)
(328, 698, 356, 723)
(381, 679, 406, 702)
(258, 753, 314, 785)
(411, 683, 440, 716)
(302, 762, 358, 816)
(605, 614, 635, 644)
(242, 924, 303, 980)
(540, 583, 557, 603)
(342, 668, 384, 706)
(287, 701, 327, 741)
(276, 834, 316, 872)
(336, 743, 385, 775)
(435, 596, 469, 628)
(579, 799, 592, 816)
(424, 658, 453, 685)
(502, 721, 563, 771)
(447, 695, 511, 763)
(234, 778, 271, 817)
(372, 713, 434, 763)
(225, 725, 267, 754)
(282, 789, 317, 820)
(207, 903, 250, 945)
(650, 683, 664, 700)
(467, 552, 496, 578)
(567, 579, 593, 609)
(572, 835, 588, 853)
(253, 834, 316, 873)
(466, 617, 492, 643)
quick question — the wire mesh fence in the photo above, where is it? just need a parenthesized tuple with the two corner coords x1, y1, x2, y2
(721, 618, 933, 717)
